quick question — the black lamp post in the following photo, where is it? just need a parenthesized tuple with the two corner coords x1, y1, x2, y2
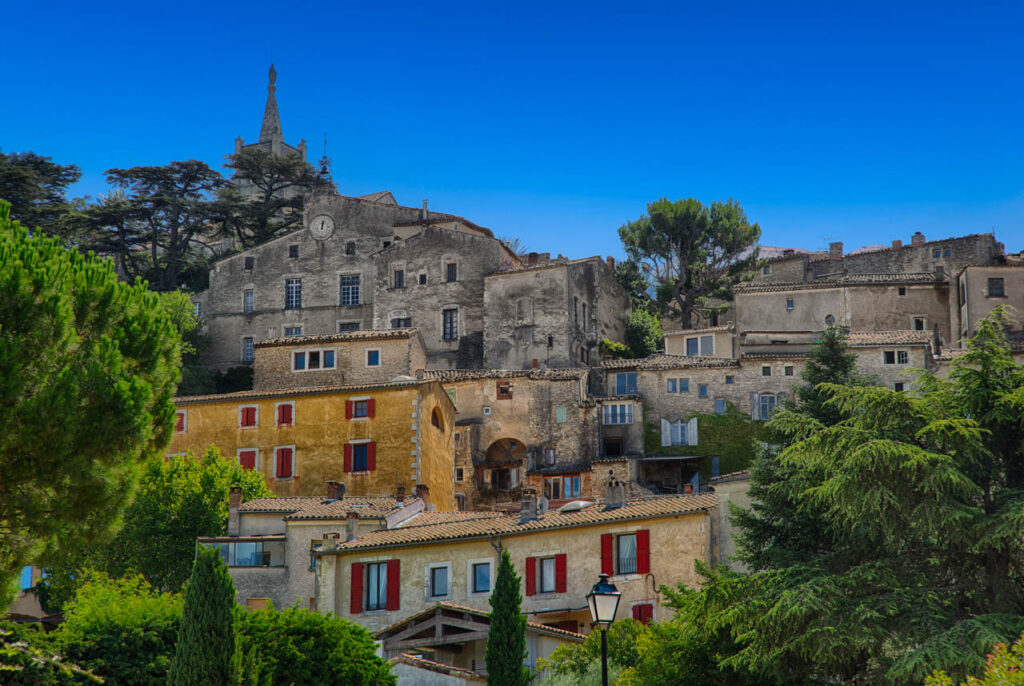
(586, 573, 621, 686)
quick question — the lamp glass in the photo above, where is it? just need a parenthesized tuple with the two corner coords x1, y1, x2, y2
(587, 574, 622, 627)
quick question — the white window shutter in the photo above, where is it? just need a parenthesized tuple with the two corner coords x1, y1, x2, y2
(660, 419, 671, 447)
(750, 393, 760, 420)
(687, 417, 698, 446)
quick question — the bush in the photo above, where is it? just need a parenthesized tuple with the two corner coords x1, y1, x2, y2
(624, 309, 663, 359)
(0, 623, 101, 685)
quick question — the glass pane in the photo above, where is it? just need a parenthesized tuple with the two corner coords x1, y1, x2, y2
(234, 542, 261, 566)
(367, 564, 380, 609)
(431, 567, 448, 596)
(474, 563, 490, 592)
(323, 351, 335, 368)
(618, 534, 637, 574)
(540, 558, 556, 592)
(19, 566, 32, 590)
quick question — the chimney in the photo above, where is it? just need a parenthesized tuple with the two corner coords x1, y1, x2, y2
(538, 495, 549, 515)
(415, 484, 433, 511)
(326, 480, 345, 500)
(528, 252, 539, 265)
(520, 489, 538, 524)
(228, 486, 242, 536)
(531, 358, 539, 369)
(395, 484, 406, 505)
(422, 199, 428, 220)
(829, 242, 843, 260)
(345, 511, 359, 541)
(606, 256, 615, 270)
(935, 265, 945, 280)
(892, 239, 903, 250)
(323, 532, 341, 550)
(912, 231, 925, 246)
(604, 477, 626, 510)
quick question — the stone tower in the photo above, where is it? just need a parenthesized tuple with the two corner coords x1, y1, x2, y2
(233, 65, 307, 163)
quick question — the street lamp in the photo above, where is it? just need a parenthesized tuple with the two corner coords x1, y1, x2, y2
(587, 573, 621, 686)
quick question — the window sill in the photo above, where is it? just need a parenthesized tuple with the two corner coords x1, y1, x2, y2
(239, 426, 258, 430)
(277, 424, 294, 428)
(361, 609, 391, 616)
(350, 416, 370, 422)
(611, 573, 642, 582)
(274, 476, 295, 481)
(347, 470, 374, 476)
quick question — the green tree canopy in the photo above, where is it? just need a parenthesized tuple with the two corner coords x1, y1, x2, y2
(486, 549, 530, 686)
(624, 309, 663, 359)
(0, 151, 81, 238)
(0, 200, 181, 613)
(618, 197, 761, 328)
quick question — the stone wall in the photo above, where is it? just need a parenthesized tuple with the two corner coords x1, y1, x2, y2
(811, 233, 1002, 281)
(957, 264, 1024, 341)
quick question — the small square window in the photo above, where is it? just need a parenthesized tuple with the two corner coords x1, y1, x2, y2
(419, 273, 427, 285)
(284, 326, 302, 337)
(352, 400, 369, 418)
(762, 366, 771, 377)
(244, 256, 254, 270)
(382, 240, 391, 249)
(913, 317, 925, 331)
(293, 351, 306, 370)
(367, 349, 380, 366)
(240, 406, 258, 428)
(725, 376, 734, 385)
(884, 351, 896, 365)
(345, 241, 356, 255)
(898, 287, 906, 296)
(897, 350, 909, 364)
(455, 467, 464, 482)
(430, 566, 449, 597)
(785, 298, 794, 311)
(784, 365, 794, 376)
(698, 384, 708, 398)
(988, 278, 1005, 298)
(762, 264, 771, 275)
(497, 382, 512, 399)
(289, 244, 299, 258)
(934, 249, 941, 258)
(944, 249, 951, 257)
(894, 382, 905, 392)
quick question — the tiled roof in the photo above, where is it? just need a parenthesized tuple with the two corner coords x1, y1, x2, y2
(739, 352, 809, 359)
(174, 379, 429, 405)
(355, 190, 395, 203)
(845, 331, 934, 347)
(391, 215, 494, 237)
(602, 354, 738, 371)
(489, 255, 607, 275)
(239, 496, 420, 520)
(255, 328, 417, 348)
(423, 368, 589, 382)
(392, 654, 485, 682)
(663, 324, 734, 336)
(935, 348, 968, 361)
(735, 273, 944, 292)
(322, 495, 717, 552)
(395, 511, 505, 526)
(709, 470, 750, 484)
(955, 262, 1024, 277)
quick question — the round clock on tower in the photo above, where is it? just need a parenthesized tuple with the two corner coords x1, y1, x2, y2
(308, 214, 335, 240)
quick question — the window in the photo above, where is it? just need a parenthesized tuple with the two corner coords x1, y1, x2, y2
(944, 249, 951, 257)
(445, 262, 458, 282)
(382, 240, 391, 249)
(19, 566, 32, 591)
(275, 446, 294, 479)
(391, 317, 411, 328)
(555, 406, 567, 423)
(762, 366, 771, 377)
(763, 264, 771, 275)
(244, 256, 254, 270)
(366, 349, 380, 366)
(284, 326, 302, 337)
(725, 376, 734, 385)
(365, 562, 388, 611)
(539, 557, 557, 593)
(238, 448, 258, 471)
(352, 400, 369, 418)
(894, 382, 906, 392)
(242, 337, 254, 362)
(194, 301, 202, 317)
(698, 384, 708, 398)
(419, 273, 427, 285)
(671, 420, 687, 446)
(632, 603, 654, 624)
(442, 309, 458, 340)
(345, 241, 356, 255)
(898, 287, 906, 296)
(455, 467, 464, 482)
(208, 541, 284, 568)
(561, 474, 581, 498)
(285, 279, 302, 309)
(429, 565, 450, 598)
(603, 404, 633, 425)
(472, 562, 491, 594)
(898, 350, 909, 364)
(239, 405, 258, 428)
(760, 394, 777, 421)
(175, 410, 187, 433)
(497, 381, 512, 399)
(686, 338, 698, 356)
(884, 350, 909, 365)
(934, 249, 941, 258)
(786, 298, 794, 311)
(715, 398, 726, 414)
(393, 269, 405, 289)
(913, 317, 925, 331)
(989, 278, 1005, 298)
(785, 365, 794, 376)
(700, 336, 714, 354)
(617, 533, 637, 574)
(340, 274, 360, 305)
(292, 349, 335, 371)
(573, 296, 578, 327)
(338, 321, 360, 332)
(615, 372, 637, 395)
(288, 244, 299, 258)
(276, 403, 294, 426)
(542, 475, 573, 499)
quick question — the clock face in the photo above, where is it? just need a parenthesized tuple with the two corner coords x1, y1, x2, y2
(309, 214, 336, 240)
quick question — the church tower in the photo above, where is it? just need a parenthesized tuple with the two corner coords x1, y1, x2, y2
(233, 64, 307, 162)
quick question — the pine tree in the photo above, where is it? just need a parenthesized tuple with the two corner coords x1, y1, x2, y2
(167, 545, 239, 685)
(486, 550, 530, 686)
(794, 324, 867, 424)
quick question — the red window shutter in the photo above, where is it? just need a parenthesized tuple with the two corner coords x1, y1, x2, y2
(600, 534, 613, 575)
(367, 442, 376, 471)
(367, 398, 375, 418)
(525, 557, 536, 596)
(345, 400, 353, 419)
(555, 553, 567, 593)
(636, 529, 651, 574)
(239, 450, 256, 471)
(350, 563, 363, 614)
(278, 404, 292, 426)
(276, 448, 292, 478)
(242, 407, 255, 427)
(175, 412, 185, 432)
(632, 604, 641, 621)
(343, 444, 352, 472)
(385, 560, 400, 611)
(643, 604, 653, 624)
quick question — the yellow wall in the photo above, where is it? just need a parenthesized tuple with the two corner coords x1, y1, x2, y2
(169, 382, 455, 510)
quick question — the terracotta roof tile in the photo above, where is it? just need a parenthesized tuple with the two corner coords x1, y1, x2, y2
(489, 255, 607, 275)
(735, 273, 945, 293)
(240, 496, 420, 520)
(392, 654, 485, 682)
(255, 328, 418, 348)
(845, 330, 934, 346)
(423, 368, 589, 382)
(322, 495, 717, 552)
(709, 470, 750, 484)
(662, 324, 734, 336)
(395, 511, 505, 526)
(174, 379, 430, 405)
(739, 352, 809, 359)
(602, 354, 738, 371)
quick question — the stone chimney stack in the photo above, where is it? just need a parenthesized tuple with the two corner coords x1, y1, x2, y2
(422, 199, 428, 220)
(520, 489, 538, 524)
(395, 484, 406, 505)
(892, 239, 903, 250)
(326, 481, 345, 500)
(604, 478, 626, 510)
(345, 511, 359, 541)
(829, 242, 843, 260)
(415, 484, 433, 511)
(912, 231, 926, 246)
(606, 256, 615, 270)
(228, 486, 242, 536)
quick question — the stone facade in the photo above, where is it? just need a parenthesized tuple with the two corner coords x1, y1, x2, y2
(956, 264, 1024, 341)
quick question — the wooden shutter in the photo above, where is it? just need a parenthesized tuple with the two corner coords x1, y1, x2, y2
(175, 412, 185, 432)
(636, 530, 650, 574)
(632, 604, 642, 620)
(343, 444, 352, 472)
(367, 442, 376, 471)
(633, 603, 653, 624)
(367, 399, 375, 418)
(555, 554, 567, 593)
(276, 448, 292, 478)
(350, 563, 363, 614)
(385, 560, 400, 611)
(687, 417, 698, 446)
(660, 419, 671, 447)
(278, 404, 292, 426)
(345, 400, 353, 419)
(239, 450, 256, 471)
(525, 557, 536, 596)
(600, 534, 614, 575)
(750, 392, 761, 420)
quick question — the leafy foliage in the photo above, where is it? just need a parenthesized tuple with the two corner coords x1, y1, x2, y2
(0, 151, 81, 238)
(618, 197, 762, 328)
(613, 258, 650, 310)
(599, 338, 632, 360)
(486, 550, 530, 685)
(0, 623, 101, 685)
(624, 309, 663, 358)
(167, 545, 238, 685)
(0, 200, 181, 613)
(538, 618, 641, 684)
(926, 631, 1024, 685)
(235, 606, 395, 686)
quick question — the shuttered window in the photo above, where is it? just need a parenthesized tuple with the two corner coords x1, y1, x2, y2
(238, 450, 257, 471)
(276, 403, 293, 426)
(275, 447, 293, 479)
(632, 603, 654, 624)
(240, 406, 257, 428)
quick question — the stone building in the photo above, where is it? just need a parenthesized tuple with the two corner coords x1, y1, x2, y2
(955, 263, 1024, 342)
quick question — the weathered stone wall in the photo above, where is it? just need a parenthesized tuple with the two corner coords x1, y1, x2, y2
(851, 345, 932, 390)
(958, 264, 1024, 341)
(811, 233, 1002, 281)
(568, 259, 631, 365)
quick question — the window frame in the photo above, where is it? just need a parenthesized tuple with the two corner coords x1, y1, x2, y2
(615, 372, 637, 395)
(237, 447, 259, 471)
(242, 337, 255, 363)
(538, 556, 558, 594)
(243, 288, 255, 313)
(467, 558, 494, 596)
(760, 394, 777, 421)
(284, 278, 302, 310)
(427, 562, 452, 599)
(442, 308, 459, 341)
(292, 348, 336, 372)
(175, 410, 187, 433)
(365, 348, 381, 367)
(365, 561, 389, 611)
(616, 533, 638, 575)
(339, 274, 361, 306)
(988, 277, 1005, 298)
(603, 403, 634, 425)
(445, 262, 458, 283)
(275, 401, 295, 427)
(239, 405, 259, 429)
(274, 444, 296, 480)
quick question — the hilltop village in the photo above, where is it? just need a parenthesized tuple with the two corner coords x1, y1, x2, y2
(9, 67, 1024, 684)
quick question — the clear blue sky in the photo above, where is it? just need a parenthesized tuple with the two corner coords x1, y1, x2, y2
(3, 0, 1022, 257)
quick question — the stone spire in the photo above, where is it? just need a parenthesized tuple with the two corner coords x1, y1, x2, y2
(259, 64, 283, 143)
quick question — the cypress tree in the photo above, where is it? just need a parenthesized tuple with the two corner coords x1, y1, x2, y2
(167, 545, 239, 685)
(486, 550, 530, 686)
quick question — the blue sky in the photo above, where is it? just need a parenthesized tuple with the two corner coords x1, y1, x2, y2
(3, 0, 1022, 257)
